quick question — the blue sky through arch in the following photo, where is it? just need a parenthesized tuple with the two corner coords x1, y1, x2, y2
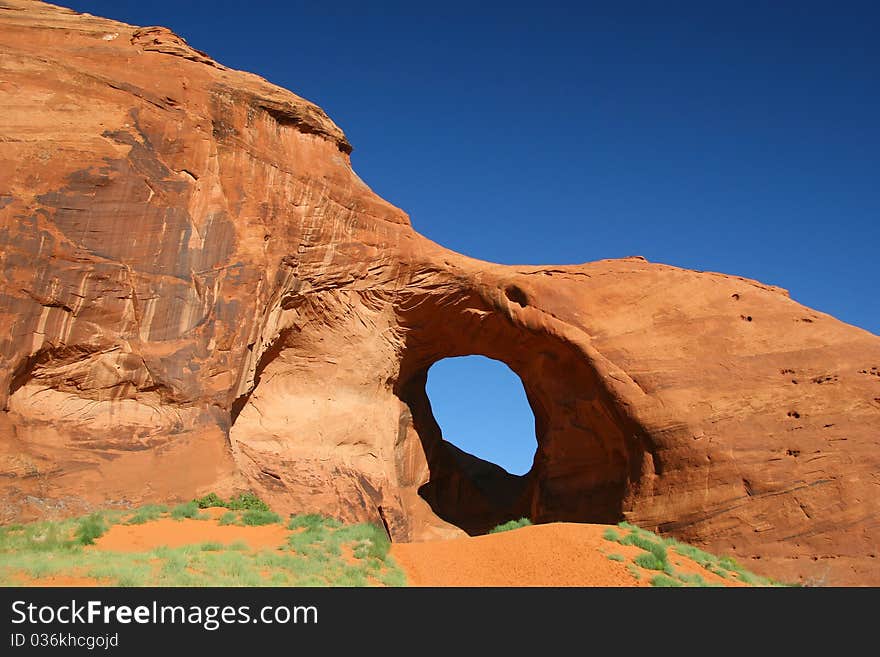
(426, 356, 537, 476)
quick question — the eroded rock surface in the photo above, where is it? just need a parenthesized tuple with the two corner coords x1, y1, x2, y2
(1, 0, 878, 585)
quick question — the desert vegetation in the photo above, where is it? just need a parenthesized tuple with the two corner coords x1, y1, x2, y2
(0, 497, 792, 587)
(603, 522, 789, 587)
(0, 494, 405, 587)
(489, 517, 533, 533)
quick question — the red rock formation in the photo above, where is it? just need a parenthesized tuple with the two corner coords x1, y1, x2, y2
(1, 0, 878, 585)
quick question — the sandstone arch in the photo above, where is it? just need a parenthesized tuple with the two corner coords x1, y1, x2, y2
(392, 289, 656, 536)
(1, 1, 879, 585)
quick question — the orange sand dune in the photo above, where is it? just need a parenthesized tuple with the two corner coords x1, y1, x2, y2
(391, 522, 740, 587)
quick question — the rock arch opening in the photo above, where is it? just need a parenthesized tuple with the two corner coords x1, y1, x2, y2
(413, 355, 538, 534)
(393, 288, 658, 537)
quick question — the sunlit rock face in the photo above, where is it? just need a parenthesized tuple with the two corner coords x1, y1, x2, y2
(1, 0, 879, 585)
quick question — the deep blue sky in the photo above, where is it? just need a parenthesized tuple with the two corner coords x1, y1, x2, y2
(64, 1, 879, 472)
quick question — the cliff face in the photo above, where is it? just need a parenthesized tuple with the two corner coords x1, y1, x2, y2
(1, 0, 878, 585)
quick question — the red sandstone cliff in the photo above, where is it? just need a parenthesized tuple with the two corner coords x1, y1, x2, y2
(1, 0, 878, 585)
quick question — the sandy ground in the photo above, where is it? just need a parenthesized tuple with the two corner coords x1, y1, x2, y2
(90, 508, 289, 552)
(391, 522, 743, 587)
(8, 513, 749, 587)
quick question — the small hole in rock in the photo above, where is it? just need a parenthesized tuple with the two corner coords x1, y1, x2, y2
(504, 285, 529, 308)
(787, 411, 801, 419)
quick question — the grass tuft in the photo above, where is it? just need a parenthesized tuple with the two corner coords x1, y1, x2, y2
(602, 528, 623, 543)
(74, 514, 107, 546)
(125, 505, 167, 525)
(193, 493, 226, 509)
(670, 541, 717, 568)
(240, 510, 281, 526)
(634, 552, 666, 571)
(199, 542, 224, 552)
(489, 518, 532, 534)
(170, 502, 205, 520)
(622, 532, 668, 564)
(626, 563, 641, 580)
(226, 492, 270, 512)
(650, 574, 683, 587)
(287, 513, 326, 531)
(715, 556, 774, 585)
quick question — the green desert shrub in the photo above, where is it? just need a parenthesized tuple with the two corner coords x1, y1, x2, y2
(345, 524, 391, 560)
(615, 521, 779, 587)
(226, 492, 270, 512)
(634, 552, 666, 571)
(170, 502, 203, 520)
(193, 493, 226, 509)
(670, 541, 717, 568)
(489, 518, 532, 534)
(74, 514, 107, 546)
(622, 533, 667, 560)
(602, 528, 623, 543)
